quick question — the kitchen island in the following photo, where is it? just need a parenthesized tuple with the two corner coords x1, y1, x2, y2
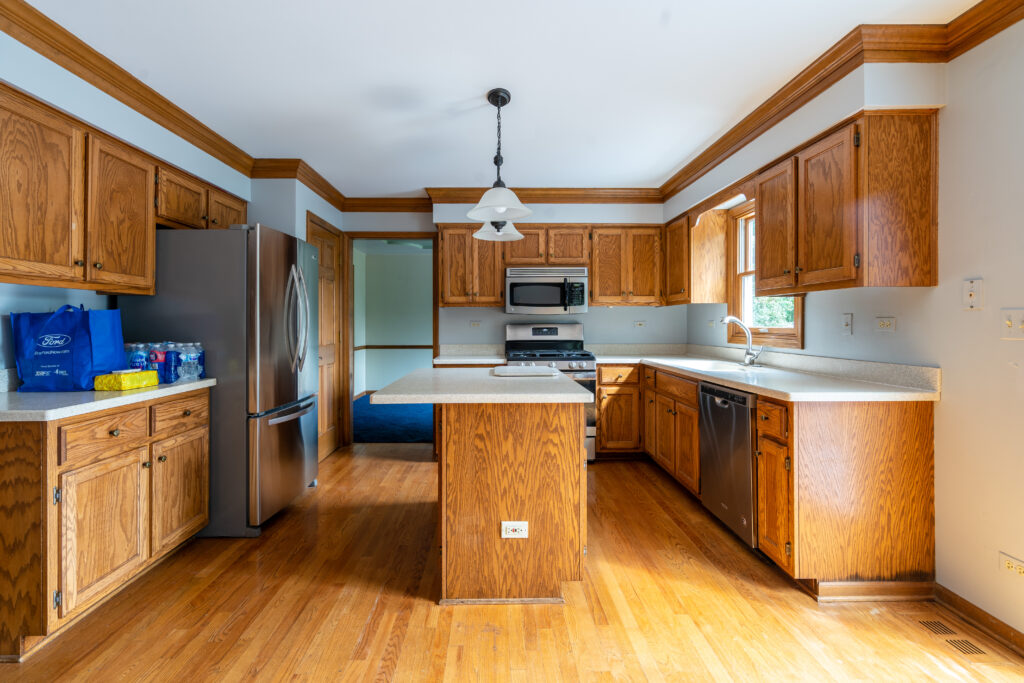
(373, 368, 592, 603)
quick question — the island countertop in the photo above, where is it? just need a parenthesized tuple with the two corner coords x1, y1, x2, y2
(371, 368, 593, 404)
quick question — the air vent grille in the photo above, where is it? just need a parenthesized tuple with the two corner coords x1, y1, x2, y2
(947, 639, 986, 656)
(506, 267, 588, 278)
(920, 620, 955, 635)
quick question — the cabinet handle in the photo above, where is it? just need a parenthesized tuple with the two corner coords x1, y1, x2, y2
(760, 415, 769, 421)
(158, 455, 168, 462)
(74, 259, 85, 267)
(109, 428, 120, 437)
(201, 215, 208, 220)
(142, 461, 152, 469)
(680, 288, 685, 293)
(616, 374, 623, 380)
(601, 394, 607, 401)
(629, 291, 634, 296)
(784, 456, 791, 471)
(211, 218, 219, 224)
(93, 262, 103, 270)
(183, 409, 192, 417)
(756, 450, 763, 457)
(794, 267, 803, 273)
(782, 269, 791, 274)
(648, 399, 654, 404)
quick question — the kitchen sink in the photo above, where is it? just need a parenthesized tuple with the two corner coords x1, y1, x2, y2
(674, 359, 769, 373)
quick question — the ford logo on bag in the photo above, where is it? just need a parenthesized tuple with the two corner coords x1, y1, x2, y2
(38, 333, 72, 348)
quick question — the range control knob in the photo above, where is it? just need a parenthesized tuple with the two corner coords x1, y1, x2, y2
(549, 362, 557, 368)
(569, 361, 578, 369)
(528, 362, 535, 366)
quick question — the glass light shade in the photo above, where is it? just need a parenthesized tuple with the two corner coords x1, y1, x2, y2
(466, 186, 533, 221)
(472, 221, 524, 241)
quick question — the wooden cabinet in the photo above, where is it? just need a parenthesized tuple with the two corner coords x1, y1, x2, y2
(207, 189, 246, 229)
(598, 365, 639, 385)
(643, 390, 657, 458)
(754, 113, 937, 295)
(664, 216, 690, 305)
(0, 389, 211, 661)
(438, 225, 504, 306)
(503, 226, 547, 265)
(0, 87, 85, 283)
(689, 210, 728, 304)
(654, 393, 676, 471)
(86, 136, 155, 292)
(642, 368, 701, 495)
(597, 385, 640, 451)
(157, 166, 208, 229)
(591, 227, 662, 305)
(547, 227, 590, 264)
(673, 401, 699, 495)
(756, 434, 793, 574)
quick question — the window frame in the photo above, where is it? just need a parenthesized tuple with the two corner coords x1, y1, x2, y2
(726, 200, 804, 349)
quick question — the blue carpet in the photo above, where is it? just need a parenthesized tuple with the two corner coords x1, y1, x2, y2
(353, 394, 433, 443)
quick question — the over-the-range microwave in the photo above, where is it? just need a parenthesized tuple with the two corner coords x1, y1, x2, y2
(505, 267, 588, 315)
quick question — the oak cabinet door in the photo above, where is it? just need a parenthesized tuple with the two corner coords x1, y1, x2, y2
(86, 136, 155, 291)
(755, 158, 798, 292)
(0, 89, 85, 281)
(59, 447, 150, 619)
(597, 385, 640, 451)
(157, 166, 207, 229)
(151, 427, 209, 556)
(547, 227, 590, 265)
(756, 436, 794, 575)
(664, 219, 689, 305)
(626, 229, 661, 303)
(797, 125, 858, 287)
(439, 228, 473, 304)
(674, 401, 699, 495)
(689, 210, 729, 304)
(472, 238, 504, 305)
(643, 391, 657, 457)
(654, 394, 675, 472)
(208, 189, 246, 229)
(504, 227, 547, 265)
(590, 228, 627, 304)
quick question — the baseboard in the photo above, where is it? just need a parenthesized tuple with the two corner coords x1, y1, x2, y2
(799, 580, 935, 603)
(439, 597, 564, 606)
(935, 583, 1024, 658)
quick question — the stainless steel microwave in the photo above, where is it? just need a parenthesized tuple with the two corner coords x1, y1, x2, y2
(505, 267, 588, 315)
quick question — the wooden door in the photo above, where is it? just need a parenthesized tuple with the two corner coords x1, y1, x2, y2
(755, 158, 798, 292)
(472, 238, 504, 305)
(797, 124, 858, 287)
(674, 401, 700, 494)
(151, 427, 209, 556)
(547, 227, 590, 265)
(626, 228, 661, 303)
(0, 89, 85, 282)
(156, 166, 207, 229)
(59, 446, 150, 618)
(439, 228, 473, 304)
(597, 385, 639, 451)
(504, 227, 546, 265)
(85, 136, 155, 291)
(654, 394, 675, 472)
(643, 391, 657, 457)
(307, 216, 342, 459)
(664, 218, 689, 305)
(756, 436, 794, 575)
(208, 189, 246, 229)
(690, 210, 728, 304)
(590, 228, 626, 304)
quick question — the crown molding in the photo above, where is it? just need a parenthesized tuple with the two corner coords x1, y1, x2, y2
(425, 187, 664, 204)
(946, 0, 1024, 58)
(0, 0, 254, 175)
(343, 197, 433, 212)
(251, 158, 346, 212)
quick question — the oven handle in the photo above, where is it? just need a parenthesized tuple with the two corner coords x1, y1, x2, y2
(562, 277, 569, 312)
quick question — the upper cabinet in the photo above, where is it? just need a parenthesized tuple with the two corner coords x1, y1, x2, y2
(503, 226, 547, 265)
(504, 225, 591, 266)
(157, 167, 247, 230)
(664, 216, 689, 305)
(208, 189, 247, 229)
(689, 210, 728, 304)
(754, 112, 937, 295)
(591, 227, 662, 306)
(438, 225, 505, 307)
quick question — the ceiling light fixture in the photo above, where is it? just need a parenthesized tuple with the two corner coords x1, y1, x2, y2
(468, 87, 530, 240)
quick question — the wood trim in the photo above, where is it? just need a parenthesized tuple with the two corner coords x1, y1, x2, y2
(353, 390, 373, 401)
(0, 0, 253, 175)
(354, 345, 433, 351)
(345, 231, 436, 239)
(343, 197, 432, 212)
(306, 211, 345, 456)
(251, 159, 346, 213)
(426, 187, 663, 204)
(341, 232, 353, 446)
(935, 583, 1024, 657)
(798, 580, 936, 603)
(946, 0, 1024, 59)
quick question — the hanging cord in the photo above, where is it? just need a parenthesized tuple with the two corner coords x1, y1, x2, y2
(493, 103, 504, 187)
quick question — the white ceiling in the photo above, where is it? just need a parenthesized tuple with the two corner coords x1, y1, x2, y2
(29, 0, 972, 197)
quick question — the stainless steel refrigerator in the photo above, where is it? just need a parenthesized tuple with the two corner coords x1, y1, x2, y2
(120, 224, 319, 537)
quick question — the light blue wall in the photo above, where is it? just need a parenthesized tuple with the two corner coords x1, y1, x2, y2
(248, 179, 346, 240)
(0, 284, 110, 370)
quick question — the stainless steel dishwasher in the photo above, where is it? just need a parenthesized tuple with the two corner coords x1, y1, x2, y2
(698, 382, 757, 548)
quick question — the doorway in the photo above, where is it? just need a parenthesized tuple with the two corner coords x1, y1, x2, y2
(348, 232, 437, 443)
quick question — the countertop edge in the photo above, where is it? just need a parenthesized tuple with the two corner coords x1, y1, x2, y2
(0, 379, 218, 422)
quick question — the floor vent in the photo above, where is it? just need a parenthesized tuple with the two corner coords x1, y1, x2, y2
(920, 620, 956, 635)
(947, 639, 986, 656)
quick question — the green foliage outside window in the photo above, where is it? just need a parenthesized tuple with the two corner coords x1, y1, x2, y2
(752, 296, 795, 328)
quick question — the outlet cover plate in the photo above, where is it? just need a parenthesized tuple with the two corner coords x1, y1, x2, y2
(501, 521, 528, 539)
(875, 316, 896, 333)
(1000, 551, 1024, 577)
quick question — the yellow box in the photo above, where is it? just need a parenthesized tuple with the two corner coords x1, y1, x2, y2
(94, 370, 159, 391)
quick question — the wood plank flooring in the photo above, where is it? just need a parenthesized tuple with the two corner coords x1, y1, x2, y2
(6, 443, 1024, 681)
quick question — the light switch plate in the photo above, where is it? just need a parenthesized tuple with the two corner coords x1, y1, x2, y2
(841, 313, 853, 335)
(962, 278, 984, 310)
(501, 521, 528, 539)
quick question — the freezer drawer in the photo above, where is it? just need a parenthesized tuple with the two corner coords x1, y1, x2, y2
(248, 398, 318, 526)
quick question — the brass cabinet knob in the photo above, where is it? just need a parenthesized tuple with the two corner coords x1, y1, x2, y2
(183, 409, 192, 417)
(158, 455, 168, 462)
(93, 262, 103, 270)
(142, 461, 152, 469)
(109, 428, 120, 437)
(74, 259, 85, 267)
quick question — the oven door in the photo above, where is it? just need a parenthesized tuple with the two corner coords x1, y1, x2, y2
(565, 372, 596, 461)
(506, 277, 587, 314)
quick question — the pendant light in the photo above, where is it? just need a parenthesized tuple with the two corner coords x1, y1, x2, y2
(468, 88, 530, 240)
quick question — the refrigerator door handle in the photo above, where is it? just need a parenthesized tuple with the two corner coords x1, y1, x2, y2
(296, 264, 311, 371)
(285, 265, 299, 371)
(267, 401, 316, 426)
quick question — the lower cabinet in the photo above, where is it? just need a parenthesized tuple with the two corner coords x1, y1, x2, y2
(672, 401, 699, 495)
(641, 368, 701, 496)
(755, 434, 794, 574)
(151, 426, 210, 556)
(597, 384, 640, 451)
(654, 394, 675, 471)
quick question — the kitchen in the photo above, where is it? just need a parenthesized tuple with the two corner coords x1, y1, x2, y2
(0, 0, 1023, 679)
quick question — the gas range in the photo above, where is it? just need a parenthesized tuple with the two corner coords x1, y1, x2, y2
(504, 323, 595, 372)
(505, 349, 596, 371)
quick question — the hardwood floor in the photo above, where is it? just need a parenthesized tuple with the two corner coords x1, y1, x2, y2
(6, 443, 1023, 681)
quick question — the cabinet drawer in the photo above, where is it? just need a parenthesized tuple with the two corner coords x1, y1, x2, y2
(643, 366, 656, 390)
(655, 372, 698, 407)
(59, 406, 149, 466)
(757, 401, 789, 442)
(598, 365, 639, 385)
(151, 393, 209, 437)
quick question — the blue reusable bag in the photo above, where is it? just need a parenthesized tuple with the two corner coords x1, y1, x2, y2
(10, 305, 128, 391)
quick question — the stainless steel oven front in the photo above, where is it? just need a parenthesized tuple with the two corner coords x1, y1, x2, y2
(505, 267, 588, 315)
(565, 370, 596, 461)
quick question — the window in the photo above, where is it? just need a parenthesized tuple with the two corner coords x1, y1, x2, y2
(727, 200, 803, 349)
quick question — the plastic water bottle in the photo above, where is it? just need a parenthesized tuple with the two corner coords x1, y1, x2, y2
(164, 342, 182, 383)
(149, 342, 167, 380)
(179, 343, 200, 382)
(195, 342, 206, 379)
(128, 343, 148, 370)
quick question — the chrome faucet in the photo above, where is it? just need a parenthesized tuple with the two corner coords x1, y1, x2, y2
(721, 315, 764, 366)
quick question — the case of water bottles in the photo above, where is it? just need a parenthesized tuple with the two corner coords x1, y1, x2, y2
(125, 341, 206, 384)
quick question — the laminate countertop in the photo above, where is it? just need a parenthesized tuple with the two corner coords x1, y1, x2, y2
(371, 368, 592, 404)
(0, 378, 217, 422)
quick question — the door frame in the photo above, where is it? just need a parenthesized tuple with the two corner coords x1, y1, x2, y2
(342, 230, 439, 442)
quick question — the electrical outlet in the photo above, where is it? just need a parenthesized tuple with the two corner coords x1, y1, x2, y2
(1000, 308, 1024, 341)
(962, 278, 984, 310)
(633, 320, 647, 328)
(470, 320, 481, 328)
(501, 521, 528, 539)
(841, 313, 853, 335)
(999, 551, 1024, 578)
(707, 319, 716, 328)
(875, 316, 896, 333)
